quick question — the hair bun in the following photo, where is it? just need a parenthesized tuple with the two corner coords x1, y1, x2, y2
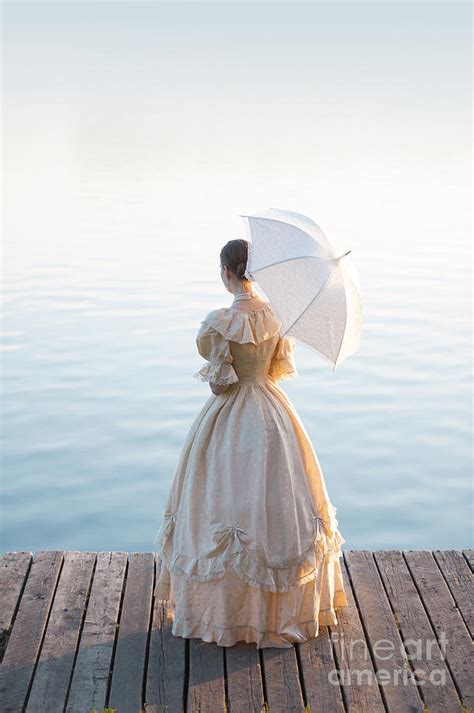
(219, 239, 250, 281)
(236, 261, 247, 279)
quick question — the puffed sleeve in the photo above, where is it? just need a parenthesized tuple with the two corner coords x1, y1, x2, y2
(193, 321, 240, 386)
(268, 335, 298, 382)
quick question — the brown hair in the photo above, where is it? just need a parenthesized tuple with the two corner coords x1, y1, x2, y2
(220, 239, 249, 281)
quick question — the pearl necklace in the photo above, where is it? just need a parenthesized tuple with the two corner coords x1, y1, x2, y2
(232, 291, 258, 303)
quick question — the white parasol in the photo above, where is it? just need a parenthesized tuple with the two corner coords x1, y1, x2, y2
(239, 207, 364, 371)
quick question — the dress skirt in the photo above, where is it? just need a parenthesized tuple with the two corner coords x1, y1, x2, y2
(154, 375, 348, 649)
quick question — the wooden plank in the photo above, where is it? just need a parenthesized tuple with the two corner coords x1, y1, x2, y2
(0, 552, 32, 665)
(434, 550, 474, 638)
(330, 556, 386, 713)
(298, 615, 345, 712)
(0, 552, 32, 633)
(65, 551, 127, 713)
(344, 550, 422, 712)
(225, 641, 264, 713)
(25, 552, 96, 712)
(375, 550, 461, 713)
(0, 548, 469, 713)
(108, 552, 155, 713)
(188, 638, 226, 712)
(0, 550, 63, 713)
(462, 549, 473, 573)
(261, 646, 305, 712)
(404, 550, 474, 711)
(145, 559, 186, 713)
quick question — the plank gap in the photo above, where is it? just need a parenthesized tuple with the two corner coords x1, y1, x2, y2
(63, 553, 98, 710)
(258, 646, 269, 709)
(294, 642, 309, 709)
(142, 554, 157, 710)
(105, 552, 129, 708)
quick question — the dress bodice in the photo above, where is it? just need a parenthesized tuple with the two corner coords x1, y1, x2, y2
(228, 336, 280, 383)
(193, 304, 298, 386)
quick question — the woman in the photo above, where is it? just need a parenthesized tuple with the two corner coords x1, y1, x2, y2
(154, 238, 348, 648)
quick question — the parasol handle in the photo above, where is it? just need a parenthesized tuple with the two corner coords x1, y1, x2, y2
(335, 250, 351, 260)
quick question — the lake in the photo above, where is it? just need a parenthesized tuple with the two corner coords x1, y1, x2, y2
(1, 207, 472, 553)
(2, 1, 472, 554)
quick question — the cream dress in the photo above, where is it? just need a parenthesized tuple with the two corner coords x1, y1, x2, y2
(153, 303, 348, 648)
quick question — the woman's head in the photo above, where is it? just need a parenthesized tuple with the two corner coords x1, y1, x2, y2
(220, 239, 251, 292)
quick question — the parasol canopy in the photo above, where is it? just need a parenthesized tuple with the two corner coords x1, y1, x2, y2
(239, 207, 363, 370)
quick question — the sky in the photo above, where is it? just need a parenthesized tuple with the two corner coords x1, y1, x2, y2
(2, 1, 471, 266)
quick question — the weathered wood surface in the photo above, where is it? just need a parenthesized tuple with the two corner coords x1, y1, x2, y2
(0, 549, 472, 713)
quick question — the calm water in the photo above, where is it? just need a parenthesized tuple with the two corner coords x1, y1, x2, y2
(2, 1, 472, 553)
(1, 211, 472, 553)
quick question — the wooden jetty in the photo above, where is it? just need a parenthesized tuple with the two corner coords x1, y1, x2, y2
(0, 549, 472, 713)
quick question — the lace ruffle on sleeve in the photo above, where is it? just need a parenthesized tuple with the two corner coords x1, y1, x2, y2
(193, 321, 240, 386)
(268, 335, 298, 382)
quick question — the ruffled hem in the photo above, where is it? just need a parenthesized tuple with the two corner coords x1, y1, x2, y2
(202, 306, 283, 345)
(154, 510, 346, 595)
(169, 594, 347, 649)
(193, 359, 240, 385)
